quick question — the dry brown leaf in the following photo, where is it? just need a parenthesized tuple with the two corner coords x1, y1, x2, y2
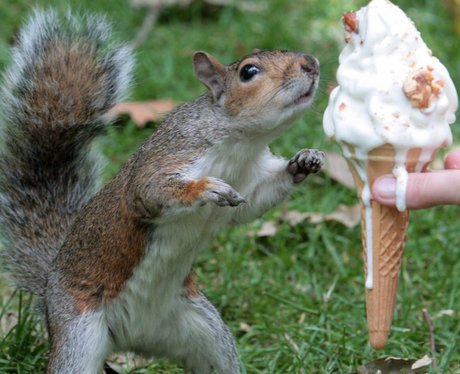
(253, 204, 360, 239)
(356, 355, 432, 374)
(256, 220, 278, 237)
(432, 309, 455, 319)
(323, 151, 355, 189)
(106, 352, 150, 372)
(325, 204, 361, 228)
(411, 356, 433, 370)
(283, 210, 315, 226)
(239, 322, 251, 332)
(283, 204, 361, 229)
(110, 99, 177, 128)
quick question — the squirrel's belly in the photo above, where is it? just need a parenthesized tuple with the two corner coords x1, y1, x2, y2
(104, 209, 231, 352)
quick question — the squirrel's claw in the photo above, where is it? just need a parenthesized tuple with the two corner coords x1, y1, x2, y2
(202, 178, 246, 207)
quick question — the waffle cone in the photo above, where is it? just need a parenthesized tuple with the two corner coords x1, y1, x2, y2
(347, 144, 436, 349)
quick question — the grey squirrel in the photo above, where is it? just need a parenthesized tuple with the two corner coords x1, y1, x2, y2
(0, 9, 324, 374)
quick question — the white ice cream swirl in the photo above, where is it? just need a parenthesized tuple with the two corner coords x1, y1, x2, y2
(324, 0, 457, 154)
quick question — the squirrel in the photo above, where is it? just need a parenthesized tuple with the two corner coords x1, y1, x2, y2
(0, 8, 324, 374)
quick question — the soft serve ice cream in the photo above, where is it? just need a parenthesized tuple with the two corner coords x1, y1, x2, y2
(324, 0, 457, 154)
(324, 0, 457, 210)
(323, 0, 458, 349)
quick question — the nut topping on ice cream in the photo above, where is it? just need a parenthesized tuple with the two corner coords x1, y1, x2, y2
(343, 11, 358, 33)
(343, 11, 359, 43)
(403, 69, 444, 109)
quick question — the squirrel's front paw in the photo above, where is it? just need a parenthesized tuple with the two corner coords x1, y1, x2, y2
(287, 149, 325, 184)
(202, 177, 246, 207)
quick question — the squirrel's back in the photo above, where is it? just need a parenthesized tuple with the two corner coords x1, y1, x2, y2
(0, 9, 133, 296)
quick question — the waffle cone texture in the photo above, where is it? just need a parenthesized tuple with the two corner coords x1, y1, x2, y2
(347, 144, 435, 349)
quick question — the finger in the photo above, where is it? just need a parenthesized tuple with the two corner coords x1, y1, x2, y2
(444, 149, 460, 170)
(372, 170, 460, 209)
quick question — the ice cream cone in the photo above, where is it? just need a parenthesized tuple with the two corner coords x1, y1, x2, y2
(346, 144, 436, 349)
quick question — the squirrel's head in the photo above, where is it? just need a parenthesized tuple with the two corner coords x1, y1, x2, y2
(193, 50, 319, 134)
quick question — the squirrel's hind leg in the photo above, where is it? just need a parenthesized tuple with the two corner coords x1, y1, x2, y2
(159, 294, 240, 374)
(46, 308, 111, 374)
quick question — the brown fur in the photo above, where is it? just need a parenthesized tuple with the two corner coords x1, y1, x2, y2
(53, 167, 149, 312)
(183, 273, 199, 298)
(180, 178, 211, 204)
(0, 10, 133, 297)
(28, 39, 110, 127)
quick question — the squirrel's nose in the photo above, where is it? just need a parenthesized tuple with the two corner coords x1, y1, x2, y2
(300, 54, 319, 76)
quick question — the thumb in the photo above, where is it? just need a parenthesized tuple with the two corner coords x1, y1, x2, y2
(372, 170, 460, 209)
(445, 149, 460, 169)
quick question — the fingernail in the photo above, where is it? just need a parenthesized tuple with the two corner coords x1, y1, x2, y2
(374, 176, 396, 199)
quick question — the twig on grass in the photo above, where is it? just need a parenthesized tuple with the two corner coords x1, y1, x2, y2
(130, 5, 161, 49)
(422, 308, 437, 369)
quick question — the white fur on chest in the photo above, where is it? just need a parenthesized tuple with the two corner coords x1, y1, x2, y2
(189, 137, 267, 189)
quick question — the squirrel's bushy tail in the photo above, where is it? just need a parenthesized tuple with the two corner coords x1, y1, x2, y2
(0, 9, 133, 296)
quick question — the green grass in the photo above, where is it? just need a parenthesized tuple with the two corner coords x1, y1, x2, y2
(1, 0, 460, 372)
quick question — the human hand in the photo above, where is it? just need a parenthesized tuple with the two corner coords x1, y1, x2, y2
(372, 150, 460, 209)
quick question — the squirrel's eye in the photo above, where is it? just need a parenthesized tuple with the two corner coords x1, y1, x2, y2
(239, 64, 261, 82)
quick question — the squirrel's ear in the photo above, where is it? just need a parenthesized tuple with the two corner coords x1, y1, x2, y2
(193, 51, 226, 102)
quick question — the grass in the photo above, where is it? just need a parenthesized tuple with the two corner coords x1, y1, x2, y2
(1, 0, 460, 372)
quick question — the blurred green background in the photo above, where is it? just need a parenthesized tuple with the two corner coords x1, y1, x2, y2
(0, 0, 459, 372)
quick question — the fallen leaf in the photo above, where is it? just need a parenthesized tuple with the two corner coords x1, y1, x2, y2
(432, 309, 454, 319)
(356, 356, 432, 374)
(256, 220, 278, 237)
(106, 352, 150, 372)
(283, 210, 316, 226)
(283, 204, 361, 229)
(323, 151, 355, 189)
(239, 322, 251, 332)
(252, 204, 360, 239)
(325, 204, 361, 228)
(411, 356, 432, 370)
(110, 99, 177, 127)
